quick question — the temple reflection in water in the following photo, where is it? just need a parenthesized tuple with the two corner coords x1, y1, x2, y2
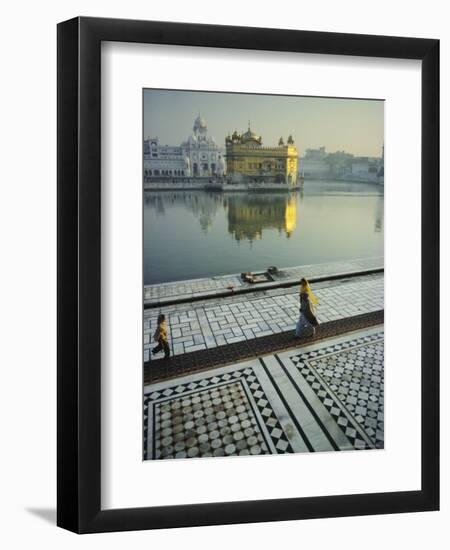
(144, 190, 299, 241)
(144, 190, 223, 233)
(143, 181, 384, 284)
(225, 194, 298, 241)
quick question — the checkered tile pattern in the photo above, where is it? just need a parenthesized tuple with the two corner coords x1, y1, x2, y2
(239, 368, 293, 453)
(290, 331, 384, 449)
(144, 369, 293, 460)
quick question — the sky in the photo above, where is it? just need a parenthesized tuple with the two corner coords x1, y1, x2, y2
(143, 89, 384, 158)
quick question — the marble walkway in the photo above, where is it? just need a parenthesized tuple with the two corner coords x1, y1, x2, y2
(144, 272, 383, 362)
(144, 256, 383, 305)
(144, 326, 384, 460)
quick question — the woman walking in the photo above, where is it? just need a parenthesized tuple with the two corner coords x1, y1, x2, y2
(295, 278, 319, 338)
(152, 313, 171, 359)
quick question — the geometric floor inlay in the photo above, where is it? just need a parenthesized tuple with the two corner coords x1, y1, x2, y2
(144, 326, 384, 460)
(144, 368, 294, 460)
(290, 331, 384, 449)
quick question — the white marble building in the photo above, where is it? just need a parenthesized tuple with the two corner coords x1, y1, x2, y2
(143, 138, 190, 179)
(181, 114, 225, 177)
(144, 115, 225, 181)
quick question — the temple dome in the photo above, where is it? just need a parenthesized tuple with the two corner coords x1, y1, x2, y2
(194, 114, 207, 131)
(241, 125, 261, 144)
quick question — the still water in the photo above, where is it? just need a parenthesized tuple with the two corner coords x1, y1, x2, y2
(144, 180, 384, 285)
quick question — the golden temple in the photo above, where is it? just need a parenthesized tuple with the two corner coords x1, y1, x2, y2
(225, 124, 298, 187)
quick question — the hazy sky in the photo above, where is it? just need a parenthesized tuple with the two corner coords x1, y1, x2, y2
(143, 89, 384, 157)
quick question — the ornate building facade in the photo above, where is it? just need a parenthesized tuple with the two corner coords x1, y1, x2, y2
(181, 115, 225, 177)
(143, 138, 189, 179)
(143, 115, 225, 182)
(225, 125, 298, 186)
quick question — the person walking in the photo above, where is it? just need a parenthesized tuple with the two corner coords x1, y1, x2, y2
(151, 313, 171, 358)
(295, 277, 319, 338)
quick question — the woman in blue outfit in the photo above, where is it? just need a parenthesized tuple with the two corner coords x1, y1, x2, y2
(295, 277, 319, 337)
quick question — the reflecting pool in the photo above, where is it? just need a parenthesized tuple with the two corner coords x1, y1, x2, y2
(144, 180, 384, 284)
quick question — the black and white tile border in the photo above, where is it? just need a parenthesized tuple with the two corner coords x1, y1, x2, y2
(144, 367, 294, 460)
(290, 331, 384, 449)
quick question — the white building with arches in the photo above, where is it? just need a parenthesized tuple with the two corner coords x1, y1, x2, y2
(143, 138, 189, 180)
(181, 114, 225, 177)
(143, 115, 225, 182)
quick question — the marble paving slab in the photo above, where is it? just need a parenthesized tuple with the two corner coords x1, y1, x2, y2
(144, 272, 383, 362)
(144, 326, 384, 460)
(144, 256, 383, 304)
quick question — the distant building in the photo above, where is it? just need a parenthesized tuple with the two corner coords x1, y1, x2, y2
(225, 125, 298, 186)
(143, 138, 188, 179)
(350, 152, 382, 183)
(181, 114, 225, 177)
(304, 146, 327, 160)
(351, 159, 369, 176)
(299, 146, 383, 183)
(143, 115, 225, 182)
(327, 150, 355, 178)
(377, 145, 384, 185)
(299, 147, 330, 178)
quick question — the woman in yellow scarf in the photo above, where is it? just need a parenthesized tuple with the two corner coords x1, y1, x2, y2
(295, 277, 319, 338)
(152, 313, 171, 358)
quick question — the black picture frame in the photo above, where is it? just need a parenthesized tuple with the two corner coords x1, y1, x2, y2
(57, 16, 439, 533)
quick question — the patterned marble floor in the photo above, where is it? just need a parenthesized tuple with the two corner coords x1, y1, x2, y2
(144, 273, 383, 361)
(144, 325, 384, 460)
(144, 256, 383, 304)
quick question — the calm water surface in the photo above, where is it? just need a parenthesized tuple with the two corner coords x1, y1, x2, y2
(144, 180, 384, 285)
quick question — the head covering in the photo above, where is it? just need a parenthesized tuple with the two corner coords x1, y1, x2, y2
(300, 278, 318, 305)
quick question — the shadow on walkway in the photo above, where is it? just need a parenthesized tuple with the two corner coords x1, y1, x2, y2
(144, 310, 383, 385)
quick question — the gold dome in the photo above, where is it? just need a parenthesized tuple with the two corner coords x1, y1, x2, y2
(241, 123, 262, 144)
